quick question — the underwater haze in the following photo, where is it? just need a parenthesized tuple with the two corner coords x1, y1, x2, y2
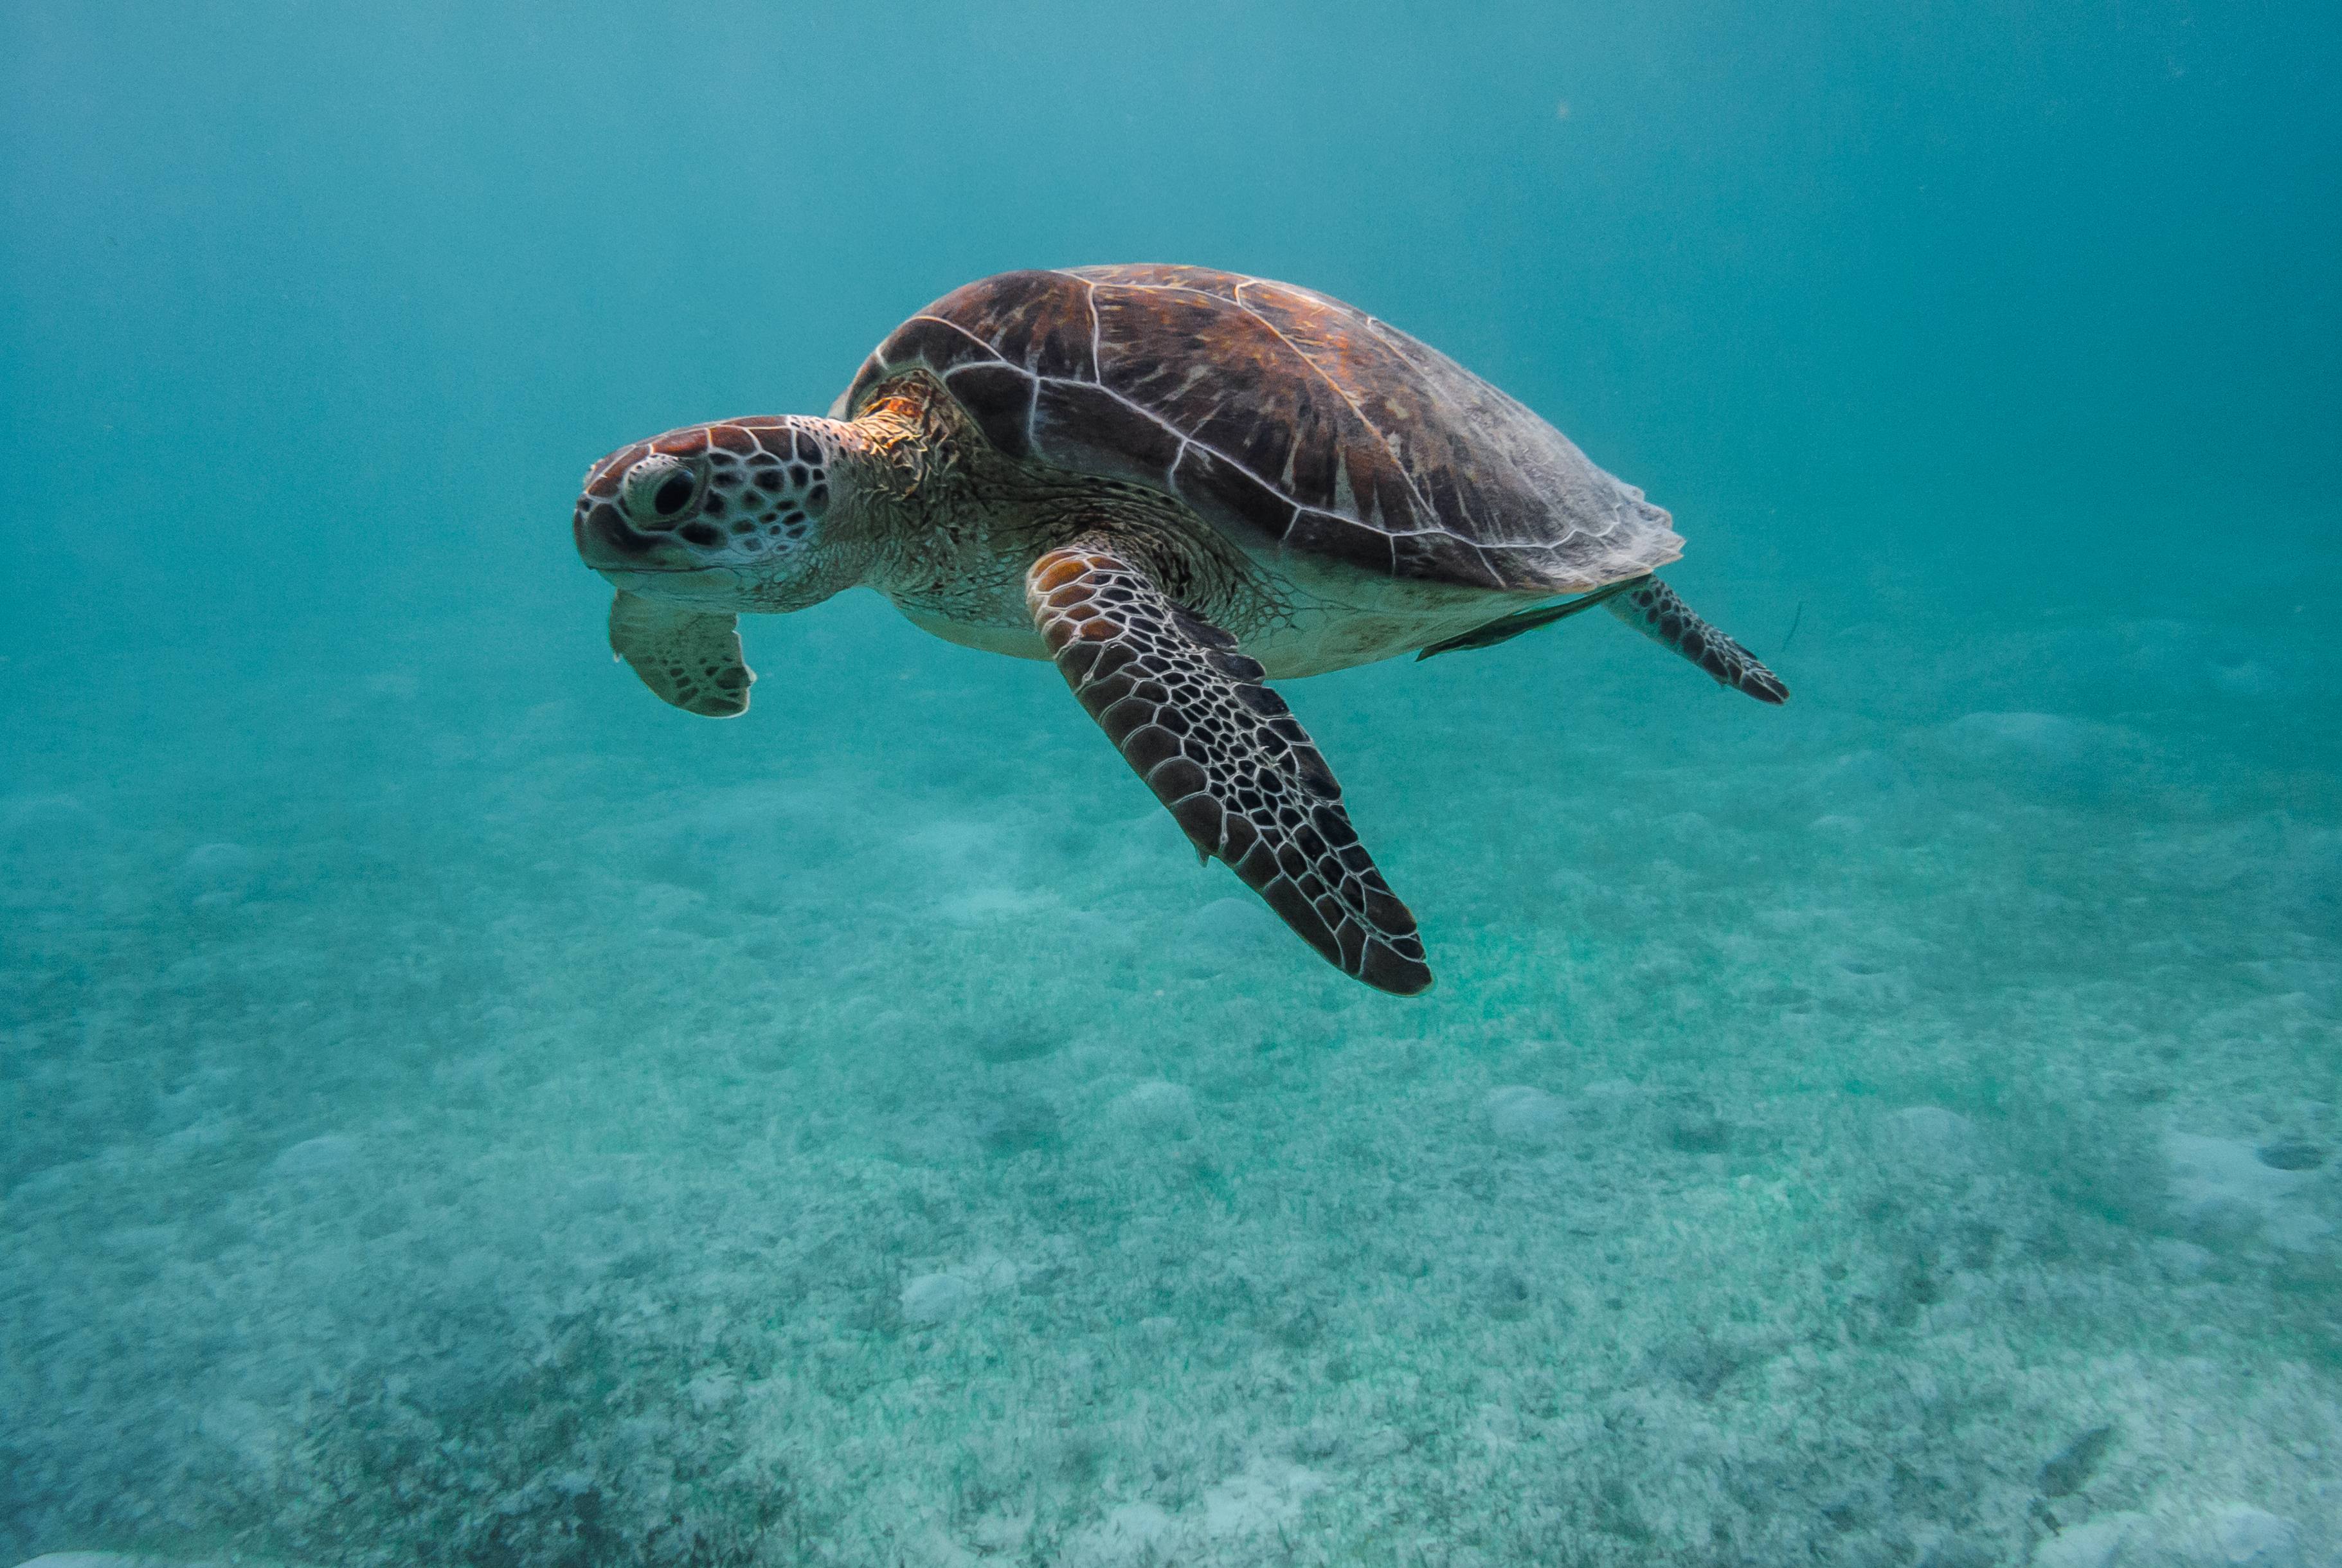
(5, 3, 2340, 1564)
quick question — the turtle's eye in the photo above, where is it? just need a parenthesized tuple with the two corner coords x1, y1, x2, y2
(620, 455, 702, 530)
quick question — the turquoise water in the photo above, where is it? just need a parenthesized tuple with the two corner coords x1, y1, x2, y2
(5, 4, 2339, 1564)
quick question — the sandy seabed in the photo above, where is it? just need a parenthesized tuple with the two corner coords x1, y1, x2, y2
(5, 575, 2337, 1567)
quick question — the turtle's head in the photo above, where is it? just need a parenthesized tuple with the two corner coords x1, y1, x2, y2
(573, 417, 853, 611)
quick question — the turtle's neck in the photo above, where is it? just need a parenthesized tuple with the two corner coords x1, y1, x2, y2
(831, 369, 1283, 645)
(834, 373, 1027, 611)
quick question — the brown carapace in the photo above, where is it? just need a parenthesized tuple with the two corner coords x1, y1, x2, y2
(834, 265, 1688, 595)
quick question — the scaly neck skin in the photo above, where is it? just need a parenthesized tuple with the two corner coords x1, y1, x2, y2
(819, 374, 1275, 644)
(831, 392, 951, 518)
(827, 380, 1040, 626)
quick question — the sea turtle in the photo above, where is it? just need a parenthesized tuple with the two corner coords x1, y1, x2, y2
(573, 265, 1787, 995)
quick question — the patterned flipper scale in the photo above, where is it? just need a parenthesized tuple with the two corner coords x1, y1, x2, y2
(1027, 541, 1434, 995)
(1607, 578, 1789, 704)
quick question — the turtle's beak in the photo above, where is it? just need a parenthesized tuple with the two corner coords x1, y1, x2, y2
(574, 492, 750, 608)
(573, 494, 672, 569)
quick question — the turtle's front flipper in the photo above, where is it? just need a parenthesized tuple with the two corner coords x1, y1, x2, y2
(1027, 541, 1433, 996)
(1608, 577, 1789, 705)
(608, 590, 755, 717)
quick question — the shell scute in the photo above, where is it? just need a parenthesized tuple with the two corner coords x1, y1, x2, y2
(1173, 444, 1295, 548)
(937, 268, 1097, 381)
(832, 271, 1092, 415)
(870, 313, 1002, 380)
(942, 363, 1035, 459)
(1032, 378, 1180, 488)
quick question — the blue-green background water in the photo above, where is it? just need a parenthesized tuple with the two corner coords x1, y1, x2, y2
(5, 4, 2338, 1564)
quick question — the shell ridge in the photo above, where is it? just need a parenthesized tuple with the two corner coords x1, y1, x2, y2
(1042, 374, 1191, 448)
(1168, 440, 1301, 547)
(1350, 313, 1611, 549)
(906, 313, 1011, 365)
(1017, 366, 1040, 450)
(1081, 276, 1104, 385)
(1363, 318, 1628, 554)
(1059, 374, 1323, 544)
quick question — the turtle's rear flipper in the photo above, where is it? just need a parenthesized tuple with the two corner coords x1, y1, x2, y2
(1608, 577, 1789, 704)
(608, 590, 755, 717)
(1027, 539, 1433, 996)
(1416, 576, 1645, 660)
